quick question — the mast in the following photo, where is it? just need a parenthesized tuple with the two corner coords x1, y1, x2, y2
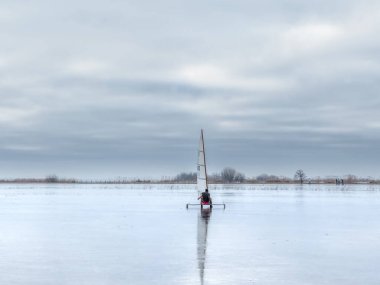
(201, 129, 208, 189)
(197, 129, 208, 195)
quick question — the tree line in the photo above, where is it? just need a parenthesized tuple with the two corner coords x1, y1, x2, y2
(172, 168, 377, 184)
(0, 169, 378, 184)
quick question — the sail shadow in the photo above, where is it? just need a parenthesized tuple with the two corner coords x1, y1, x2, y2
(197, 208, 211, 285)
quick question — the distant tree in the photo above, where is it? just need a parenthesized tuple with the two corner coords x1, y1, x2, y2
(256, 173, 269, 182)
(267, 175, 280, 182)
(345, 174, 357, 184)
(234, 172, 246, 183)
(45, 175, 59, 183)
(294, 169, 306, 184)
(209, 172, 222, 183)
(174, 172, 197, 182)
(221, 167, 237, 183)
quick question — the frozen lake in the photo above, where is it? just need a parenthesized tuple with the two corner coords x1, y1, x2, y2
(1, 184, 380, 285)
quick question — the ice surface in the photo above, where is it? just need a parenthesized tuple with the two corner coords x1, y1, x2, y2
(1, 184, 380, 285)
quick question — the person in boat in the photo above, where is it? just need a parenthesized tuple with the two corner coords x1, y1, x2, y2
(198, 189, 212, 205)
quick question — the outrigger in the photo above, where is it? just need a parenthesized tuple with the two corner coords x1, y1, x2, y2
(186, 129, 226, 209)
(186, 202, 226, 209)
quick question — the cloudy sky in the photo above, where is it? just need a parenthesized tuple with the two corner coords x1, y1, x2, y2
(1, 0, 380, 179)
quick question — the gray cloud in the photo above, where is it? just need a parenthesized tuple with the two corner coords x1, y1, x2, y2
(1, 0, 380, 179)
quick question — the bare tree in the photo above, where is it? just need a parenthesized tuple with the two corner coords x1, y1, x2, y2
(345, 174, 357, 184)
(256, 173, 269, 182)
(256, 173, 281, 183)
(234, 172, 246, 183)
(45, 174, 59, 183)
(294, 169, 306, 184)
(174, 172, 197, 182)
(221, 167, 236, 183)
(209, 172, 222, 183)
(267, 175, 280, 183)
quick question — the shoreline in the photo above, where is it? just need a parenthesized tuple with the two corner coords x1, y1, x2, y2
(0, 181, 378, 185)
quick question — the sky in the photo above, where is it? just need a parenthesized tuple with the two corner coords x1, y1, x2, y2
(1, 0, 380, 179)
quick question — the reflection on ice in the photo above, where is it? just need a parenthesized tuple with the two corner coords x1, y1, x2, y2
(197, 208, 211, 285)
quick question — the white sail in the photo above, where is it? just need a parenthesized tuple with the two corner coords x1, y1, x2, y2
(197, 129, 208, 195)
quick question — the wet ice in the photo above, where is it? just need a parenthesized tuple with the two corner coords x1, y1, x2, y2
(1, 184, 380, 285)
